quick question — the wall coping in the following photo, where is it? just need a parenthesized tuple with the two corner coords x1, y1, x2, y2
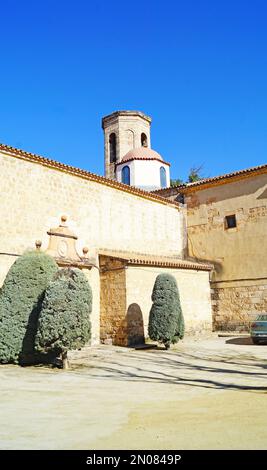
(99, 249, 213, 271)
(0, 143, 179, 209)
(153, 163, 267, 195)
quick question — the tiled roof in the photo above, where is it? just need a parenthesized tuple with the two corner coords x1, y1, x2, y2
(153, 163, 267, 194)
(117, 157, 170, 166)
(122, 147, 163, 161)
(127, 258, 212, 270)
(0, 142, 179, 208)
(99, 249, 212, 271)
(117, 147, 170, 166)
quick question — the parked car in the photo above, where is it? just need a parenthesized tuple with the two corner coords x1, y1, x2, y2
(250, 314, 267, 344)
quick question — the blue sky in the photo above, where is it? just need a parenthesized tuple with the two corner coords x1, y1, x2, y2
(0, 0, 266, 181)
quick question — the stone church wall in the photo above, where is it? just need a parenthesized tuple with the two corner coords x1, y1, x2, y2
(126, 266, 212, 337)
(184, 173, 267, 330)
(0, 149, 186, 345)
(0, 150, 185, 283)
(99, 257, 212, 346)
(211, 280, 267, 331)
(156, 170, 267, 331)
(100, 258, 127, 345)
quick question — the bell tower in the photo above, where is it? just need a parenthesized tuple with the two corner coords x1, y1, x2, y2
(102, 110, 152, 179)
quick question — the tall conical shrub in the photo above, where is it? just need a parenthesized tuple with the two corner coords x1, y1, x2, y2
(0, 251, 58, 364)
(148, 273, 184, 349)
(35, 268, 92, 368)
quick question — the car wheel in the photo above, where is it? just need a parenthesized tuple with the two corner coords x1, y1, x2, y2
(252, 337, 260, 345)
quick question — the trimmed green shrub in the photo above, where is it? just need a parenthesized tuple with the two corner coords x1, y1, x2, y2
(0, 251, 58, 364)
(35, 268, 92, 367)
(148, 273, 184, 349)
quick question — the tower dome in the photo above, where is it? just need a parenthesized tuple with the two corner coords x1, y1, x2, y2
(117, 146, 170, 191)
(121, 147, 163, 162)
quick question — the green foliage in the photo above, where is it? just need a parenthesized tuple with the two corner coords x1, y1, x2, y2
(188, 165, 204, 183)
(0, 251, 58, 364)
(148, 273, 184, 349)
(170, 178, 184, 187)
(35, 268, 92, 357)
(170, 165, 205, 187)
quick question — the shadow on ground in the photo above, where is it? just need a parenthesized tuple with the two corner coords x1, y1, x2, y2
(226, 336, 267, 346)
(71, 343, 267, 393)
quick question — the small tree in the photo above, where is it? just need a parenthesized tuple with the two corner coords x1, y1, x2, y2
(188, 165, 204, 182)
(171, 165, 206, 187)
(35, 268, 92, 368)
(0, 251, 58, 364)
(148, 273, 184, 350)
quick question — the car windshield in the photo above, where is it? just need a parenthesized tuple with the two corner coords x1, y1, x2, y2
(256, 314, 267, 321)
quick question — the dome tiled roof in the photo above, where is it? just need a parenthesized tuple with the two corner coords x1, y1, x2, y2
(121, 147, 163, 162)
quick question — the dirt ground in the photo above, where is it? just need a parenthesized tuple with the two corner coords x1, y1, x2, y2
(0, 335, 267, 450)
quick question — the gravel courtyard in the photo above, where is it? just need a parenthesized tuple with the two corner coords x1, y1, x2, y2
(1, 335, 267, 450)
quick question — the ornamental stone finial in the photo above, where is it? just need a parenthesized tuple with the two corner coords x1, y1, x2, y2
(83, 247, 89, 257)
(35, 240, 42, 250)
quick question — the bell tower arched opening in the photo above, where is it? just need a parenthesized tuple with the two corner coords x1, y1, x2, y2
(141, 133, 148, 147)
(109, 133, 117, 163)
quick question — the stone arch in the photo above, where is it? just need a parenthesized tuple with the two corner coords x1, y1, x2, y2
(125, 129, 135, 151)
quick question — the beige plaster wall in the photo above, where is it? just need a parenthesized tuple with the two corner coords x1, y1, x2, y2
(186, 174, 267, 281)
(99, 257, 212, 345)
(125, 266, 212, 337)
(185, 173, 267, 329)
(0, 255, 17, 291)
(82, 266, 100, 345)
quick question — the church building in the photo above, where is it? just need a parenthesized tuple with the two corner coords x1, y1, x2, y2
(0, 110, 266, 344)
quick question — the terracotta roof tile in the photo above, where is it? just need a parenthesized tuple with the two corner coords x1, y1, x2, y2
(122, 147, 163, 161)
(153, 163, 267, 194)
(117, 156, 170, 166)
(99, 249, 212, 271)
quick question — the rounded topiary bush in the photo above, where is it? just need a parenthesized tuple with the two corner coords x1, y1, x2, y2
(0, 251, 58, 364)
(35, 268, 92, 368)
(148, 273, 184, 349)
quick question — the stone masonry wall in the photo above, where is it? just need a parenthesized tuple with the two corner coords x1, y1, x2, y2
(103, 114, 151, 179)
(99, 257, 128, 346)
(212, 281, 267, 331)
(184, 173, 267, 330)
(0, 151, 183, 276)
